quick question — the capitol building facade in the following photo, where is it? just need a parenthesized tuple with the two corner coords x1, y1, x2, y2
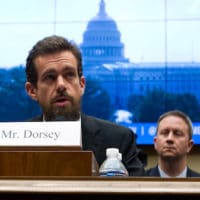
(80, 0, 200, 113)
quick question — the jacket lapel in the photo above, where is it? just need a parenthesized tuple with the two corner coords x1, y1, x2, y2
(81, 114, 104, 152)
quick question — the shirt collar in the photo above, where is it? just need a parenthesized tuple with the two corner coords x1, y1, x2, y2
(158, 165, 187, 178)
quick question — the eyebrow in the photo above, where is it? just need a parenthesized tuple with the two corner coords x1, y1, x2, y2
(41, 65, 78, 78)
(41, 69, 57, 78)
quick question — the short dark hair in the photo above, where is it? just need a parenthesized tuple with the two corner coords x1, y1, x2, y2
(156, 110, 193, 140)
(25, 35, 83, 86)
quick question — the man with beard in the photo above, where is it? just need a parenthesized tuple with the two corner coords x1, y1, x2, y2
(146, 110, 200, 177)
(25, 35, 145, 176)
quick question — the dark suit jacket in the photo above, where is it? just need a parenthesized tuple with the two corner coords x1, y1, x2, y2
(29, 113, 145, 176)
(146, 165, 200, 177)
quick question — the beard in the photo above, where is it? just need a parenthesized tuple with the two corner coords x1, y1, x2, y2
(42, 93, 81, 121)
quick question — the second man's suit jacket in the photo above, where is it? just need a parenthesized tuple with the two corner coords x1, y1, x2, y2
(146, 165, 200, 177)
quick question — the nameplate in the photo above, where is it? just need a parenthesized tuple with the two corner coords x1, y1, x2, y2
(0, 121, 81, 146)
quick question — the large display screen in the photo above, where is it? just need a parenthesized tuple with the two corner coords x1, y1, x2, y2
(0, 0, 200, 144)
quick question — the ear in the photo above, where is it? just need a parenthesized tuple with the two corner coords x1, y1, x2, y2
(25, 82, 38, 101)
(154, 136, 157, 151)
(187, 139, 194, 153)
(80, 76, 86, 95)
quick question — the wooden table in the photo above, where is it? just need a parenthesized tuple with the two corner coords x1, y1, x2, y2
(0, 177, 199, 199)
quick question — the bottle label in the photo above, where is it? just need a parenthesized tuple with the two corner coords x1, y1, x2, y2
(99, 171, 127, 177)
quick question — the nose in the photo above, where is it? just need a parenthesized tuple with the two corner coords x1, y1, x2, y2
(56, 76, 66, 92)
(166, 131, 174, 143)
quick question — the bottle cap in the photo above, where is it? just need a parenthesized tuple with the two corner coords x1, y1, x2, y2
(106, 148, 119, 157)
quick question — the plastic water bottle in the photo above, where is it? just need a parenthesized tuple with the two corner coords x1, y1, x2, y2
(99, 148, 129, 177)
